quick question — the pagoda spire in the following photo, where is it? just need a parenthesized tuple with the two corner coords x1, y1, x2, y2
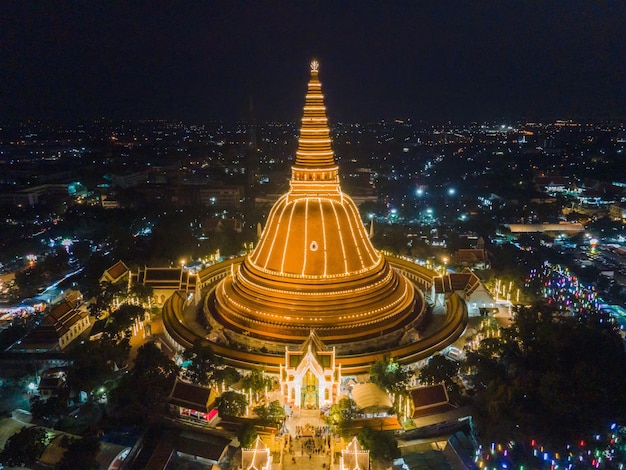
(294, 59, 335, 168)
(291, 59, 340, 194)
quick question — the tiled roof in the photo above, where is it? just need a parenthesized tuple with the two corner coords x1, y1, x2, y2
(167, 379, 216, 413)
(410, 383, 457, 418)
(103, 261, 130, 283)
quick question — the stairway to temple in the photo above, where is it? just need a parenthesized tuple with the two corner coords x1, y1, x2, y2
(298, 409, 321, 419)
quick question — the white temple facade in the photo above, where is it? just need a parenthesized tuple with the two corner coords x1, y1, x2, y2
(280, 331, 340, 409)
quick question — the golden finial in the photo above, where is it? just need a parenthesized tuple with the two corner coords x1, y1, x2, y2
(310, 59, 319, 73)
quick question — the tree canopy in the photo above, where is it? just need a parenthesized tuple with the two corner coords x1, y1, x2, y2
(464, 304, 626, 453)
(241, 369, 273, 403)
(0, 426, 47, 467)
(253, 400, 285, 427)
(357, 426, 400, 464)
(107, 342, 179, 427)
(181, 340, 221, 386)
(327, 397, 358, 436)
(369, 357, 412, 396)
(57, 436, 101, 470)
(419, 354, 460, 398)
(216, 390, 248, 417)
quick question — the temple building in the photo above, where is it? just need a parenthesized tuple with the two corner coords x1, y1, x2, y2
(280, 331, 340, 409)
(162, 60, 467, 393)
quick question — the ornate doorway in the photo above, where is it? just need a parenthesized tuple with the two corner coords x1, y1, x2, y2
(301, 369, 319, 409)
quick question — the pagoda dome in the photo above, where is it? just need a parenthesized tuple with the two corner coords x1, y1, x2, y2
(205, 60, 422, 348)
(249, 192, 380, 278)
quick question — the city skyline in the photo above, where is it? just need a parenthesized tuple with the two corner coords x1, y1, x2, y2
(2, 2, 625, 123)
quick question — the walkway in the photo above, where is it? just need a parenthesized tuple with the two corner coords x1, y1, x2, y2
(279, 410, 336, 469)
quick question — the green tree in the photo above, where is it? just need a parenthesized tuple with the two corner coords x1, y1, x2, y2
(216, 390, 248, 417)
(30, 396, 67, 424)
(108, 342, 179, 427)
(182, 340, 221, 386)
(465, 304, 626, 454)
(105, 303, 144, 338)
(238, 423, 258, 448)
(213, 366, 241, 392)
(327, 397, 358, 436)
(0, 426, 47, 467)
(241, 369, 273, 404)
(419, 354, 460, 397)
(369, 357, 412, 397)
(58, 436, 101, 470)
(253, 400, 285, 427)
(357, 426, 400, 464)
(66, 336, 130, 397)
(129, 282, 154, 307)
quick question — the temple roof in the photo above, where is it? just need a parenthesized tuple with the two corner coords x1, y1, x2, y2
(242, 436, 271, 470)
(167, 379, 217, 413)
(410, 383, 456, 418)
(341, 437, 369, 470)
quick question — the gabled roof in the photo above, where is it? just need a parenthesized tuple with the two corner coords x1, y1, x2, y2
(434, 270, 481, 296)
(341, 436, 369, 470)
(454, 249, 488, 263)
(134, 267, 197, 289)
(167, 379, 217, 413)
(16, 300, 87, 349)
(242, 436, 271, 470)
(102, 261, 130, 284)
(286, 330, 333, 369)
(410, 383, 456, 418)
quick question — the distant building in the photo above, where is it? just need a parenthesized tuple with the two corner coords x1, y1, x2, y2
(433, 269, 495, 316)
(109, 170, 151, 189)
(11, 300, 90, 352)
(203, 218, 243, 233)
(167, 379, 219, 424)
(609, 203, 626, 222)
(507, 222, 585, 233)
(453, 249, 490, 270)
(100, 260, 130, 286)
(0, 184, 70, 207)
(132, 267, 196, 306)
(198, 186, 242, 208)
(100, 194, 120, 209)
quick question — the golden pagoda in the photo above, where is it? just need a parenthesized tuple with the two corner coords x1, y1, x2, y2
(205, 60, 422, 351)
(161, 60, 468, 375)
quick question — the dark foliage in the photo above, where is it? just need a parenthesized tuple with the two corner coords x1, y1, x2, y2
(465, 304, 626, 453)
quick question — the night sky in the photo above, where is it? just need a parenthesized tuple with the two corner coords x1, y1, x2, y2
(2, 1, 625, 123)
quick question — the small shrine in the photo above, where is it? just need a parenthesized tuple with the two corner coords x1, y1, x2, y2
(340, 436, 370, 470)
(280, 330, 340, 409)
(241, 435, 272, 470)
